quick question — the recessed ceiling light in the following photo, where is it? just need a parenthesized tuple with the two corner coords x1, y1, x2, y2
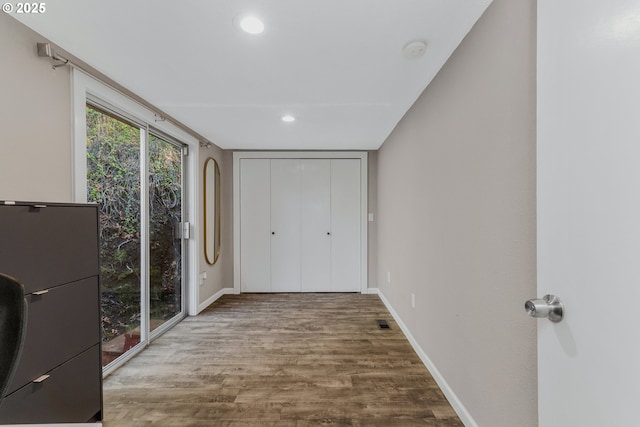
(239, 16, 264, 34)
(282, 115, 296, 122)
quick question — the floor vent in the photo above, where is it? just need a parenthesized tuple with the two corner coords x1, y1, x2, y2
(376, 319, 391, 329)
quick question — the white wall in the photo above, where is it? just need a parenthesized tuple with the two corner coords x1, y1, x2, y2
(0, 12, 73, 202)
(367, 151, 378, 289)
(221, 150, 235, 292)
(376, 0, 537, 425)
(198, 146, 233, 306)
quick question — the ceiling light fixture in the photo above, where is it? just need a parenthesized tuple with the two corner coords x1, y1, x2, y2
(282, 115, 296, 122)
(403, 40, 427, 59)
(239, 16, 264, 34)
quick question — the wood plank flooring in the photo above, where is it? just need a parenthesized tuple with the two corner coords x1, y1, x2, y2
(102, 293, 462, 426)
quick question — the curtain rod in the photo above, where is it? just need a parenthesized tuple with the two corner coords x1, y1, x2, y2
(35, 42, 219, 150)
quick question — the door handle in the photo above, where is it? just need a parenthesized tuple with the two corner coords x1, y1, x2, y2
(525, 294, 564, 322)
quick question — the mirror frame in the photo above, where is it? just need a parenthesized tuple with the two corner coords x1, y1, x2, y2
(204, 157, 221, 265)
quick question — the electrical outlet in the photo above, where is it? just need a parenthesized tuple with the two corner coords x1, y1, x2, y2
(411, 293, 415, 308)
(387, 272, 391, 284)
(200, 272, 207, 286)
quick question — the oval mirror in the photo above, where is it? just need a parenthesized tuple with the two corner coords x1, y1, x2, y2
(204, 157, 221, 264)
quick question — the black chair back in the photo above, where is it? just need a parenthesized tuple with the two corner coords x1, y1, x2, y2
(0, 273, 27, 402)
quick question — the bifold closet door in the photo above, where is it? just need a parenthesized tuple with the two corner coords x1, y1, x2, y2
(239, 157, 362, 293)
(239, 159, 271, 292)
(270, 159, 301, 292)
(331, 159, 361, 292)
(300, 159, 331, 292)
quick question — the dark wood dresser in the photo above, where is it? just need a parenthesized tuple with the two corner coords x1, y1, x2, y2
(0, 201, 102, 424)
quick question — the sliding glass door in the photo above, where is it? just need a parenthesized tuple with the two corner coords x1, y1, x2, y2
(148, 135, 183, 333)
(86, 104, 186, 370)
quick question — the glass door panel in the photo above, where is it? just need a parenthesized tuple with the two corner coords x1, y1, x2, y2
(86, 105, 142, 367)
(148, 135, 183, 332)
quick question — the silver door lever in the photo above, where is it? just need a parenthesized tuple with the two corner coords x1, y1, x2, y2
(525, 295, 564, 322)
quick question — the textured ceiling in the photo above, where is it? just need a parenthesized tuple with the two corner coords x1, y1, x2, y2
(12, 0, 492, 149)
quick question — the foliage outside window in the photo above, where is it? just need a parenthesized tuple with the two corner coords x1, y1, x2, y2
(86, 106, 183, 360)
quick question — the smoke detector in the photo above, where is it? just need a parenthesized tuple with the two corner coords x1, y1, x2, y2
(403, 40, 427, 59)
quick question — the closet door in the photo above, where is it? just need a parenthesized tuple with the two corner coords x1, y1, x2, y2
(240, 159, 271, 292)
(270, 159, 301, 292)
(300, 159, 331, 292)
(331, 159, 361, 292)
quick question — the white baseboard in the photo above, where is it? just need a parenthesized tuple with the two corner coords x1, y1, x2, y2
(197, 287, 234, 314)
(371, 288, 478, 427)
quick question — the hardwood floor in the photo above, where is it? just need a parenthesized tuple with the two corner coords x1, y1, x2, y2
(103, 293, 462, 426)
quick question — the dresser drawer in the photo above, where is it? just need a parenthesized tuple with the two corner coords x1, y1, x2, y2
(0, 344, 102, 424)
(6, 276, 100, 395)
(0, 203, 99, 294)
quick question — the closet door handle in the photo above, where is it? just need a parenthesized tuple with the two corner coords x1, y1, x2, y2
(271, 232, 275, 235)
(327, 232, 331, 235)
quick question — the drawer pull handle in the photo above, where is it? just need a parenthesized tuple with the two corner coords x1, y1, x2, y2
(32, 204, 47, 208)
(33, 375, 50, 383)
(33, 290, 49, 296)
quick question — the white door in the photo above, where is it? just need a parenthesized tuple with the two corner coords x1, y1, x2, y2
(270, 159, 301, 292)
(300, 159, 331, 292)
(239, 159, 271, 292)
(331, 159, 361, 292)
(235, 153, 366, 294)
(537, 1, 640, 425)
